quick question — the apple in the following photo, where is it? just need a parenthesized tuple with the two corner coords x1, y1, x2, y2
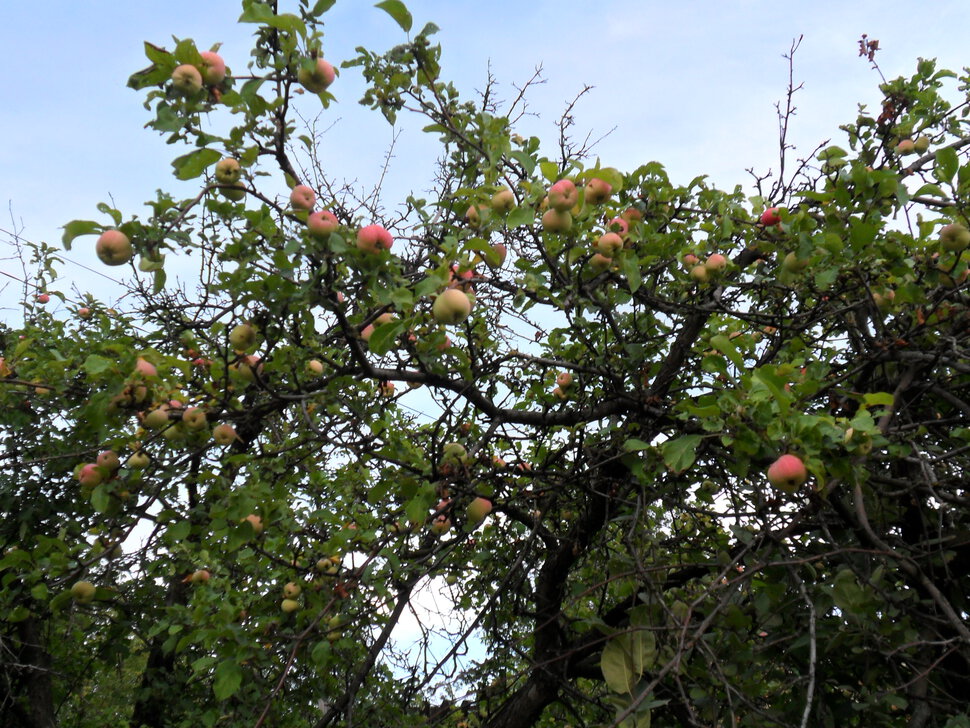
(127, 450, 151, 469)
(212, 424, 238, 446)
(896, 139, 916, 155)
(221, 183, 246, 201)
(606, 217, 629, 236)
(913, 136, 930, 154)
(307, 210, 339, 239)
(705, 254, 728, 273)
(35, 293, 49, 304)
(682, 253, 699, 267)
(143, 407, 170, 430)
(96, 450, 120, 472)
(229, 323, 257, 351)
(621, 207, 643, 224)
(77, 463, 104, 488)
(379, 381, 395, 397)
(552, 386, 567, 401)
(759, 208, 781, 226)
(541, 208, 572, 234)
(96, 230, 133, 266)
(448, 265, 476, 291)
(297, 57, 335, 93)
(215, 158, 241, 184)
(242, 514, 263, 534)
(491, 188, 515, 214)
(307, 359, 324, 376)
(199, 51, 226, 85)
(547, 180, 578, 212)
(229, 355, 262, 383)
(430, 515, 451, 535)
(356, 224, 393, 253)
(487, 243, 508, 269)
(588, 253, 612, 273)
(70, 581, 96, 604)
(596, 232, 624, 257)
(77, 307, 92, 319)
(466, 497, 492, 525)
(133, 357, 157, 378)
(690, 265, 709, 283)
(361, 312, 396, 341)
(181, 407, 207, 430)
(465, 204, 487, 228)
(281, 598, 301, 613)
(781, 252, 808, 273)
(171, 64, 203, 95)
(872, 290, 895, 311)
(441, 442, 467, 466)
(584, 178, 612, 205)
(766, 454, 808, 492)
(556, 372, 573, 389)
(290, 185, 316, 211)
(283, 582, 302, 599)
(432, 289, 472, 324)
(940, 223, 970, 252)
(190, 569, 211, 585)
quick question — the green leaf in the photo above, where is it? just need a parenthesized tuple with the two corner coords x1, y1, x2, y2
(708, 334, 744, 371)
(213, 660, 243, 700)
(61, 220, 101, 250)
(506, 206, 535, 229)
(935, 147, 959, 185)
(626, 630, 657, 675)
(660, 435, 702, 474)
(510, 150, 536, 176)
(601, 638, 635, 694)
(82, 355, 116, 377)
(310, 0, 337, 16)
(863, 392, 895, 407)
(375, 0, 412, 32)
(623, 438, 652, 452)
(172, 148, 221, 181)
(368, 320, 405, 356)
(619, 253, 642, 293)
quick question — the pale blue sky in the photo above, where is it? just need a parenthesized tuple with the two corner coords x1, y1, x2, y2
(1, 1, 968, 316)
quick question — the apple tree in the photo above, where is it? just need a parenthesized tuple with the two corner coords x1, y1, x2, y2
(3, 3, 970, 727)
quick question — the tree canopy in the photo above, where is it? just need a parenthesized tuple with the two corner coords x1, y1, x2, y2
(3, 3, 970, 727)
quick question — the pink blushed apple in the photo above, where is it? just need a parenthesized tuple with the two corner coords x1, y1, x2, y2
(356, 224, 393, 253)
(766, 454, 808, 493)
(290, 185, 316, 211)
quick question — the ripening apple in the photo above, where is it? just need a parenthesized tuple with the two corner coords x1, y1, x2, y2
(229, 355, 262, 383)
(379, 381, 395, 397)
(77, 463, 104, 488)
(215, 157, 241, 184)
(133, 357, 157, 378)
(705, 254, 728, 273)
(682, 253, 699, 267)
(142, 407, 171, 430)
(781, 252, 808, 273)
(556, 372, 573, 389)
(297, 57, 335, 93)
(190, 569, 211, 585)
(690, 265, 709, 283)
(171, 64, 203, 96)
(596, 232, 623, 257)
(430, 515, 452, 535)
(466, 497, 492, 525)
(307, 210, 339, 239)
(212, 424, 238, 446)
(361, 312, 396, 341)
(283, 582, 302, 599)
(306, 359, 324, 376)
(77, 307, 92, 319)
(896, 139, 916, 155)
(242, 514, 263, 534)
(290, 185, 316, 211)
(199, 51, 226, 85)
(541, 208, 572, 234)
(181, 407, 207, 430)
(766, 454, 808, 493)
(96, 230, 133, 266)
(491, 188, 515, 214)
(621, 207, 643, 224)
(465, 204, 487, 228)
(229, 323, 257, 351)
(759, 207, 781, 226)
(356, 224, 393, 253)
(70, 581, 97, 604)
(552, 386, 567, 401)
(872, 290, 895, 311)
(584, 178, 612, 205)
(488, 243, 508, 269)
(940, 223, 970, 252)
(588, 253, 612, 273)
(432, 289, 472, 324)
(547, 180, 578, 212)
(96, 450, 121, 472)
(606, 216, 629, 236)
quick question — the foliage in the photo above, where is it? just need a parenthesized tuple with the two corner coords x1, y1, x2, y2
(3, 2, 970, 727)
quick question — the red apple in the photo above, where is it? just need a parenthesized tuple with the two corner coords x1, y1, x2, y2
(35, 293, 49, 304)
(133, 357, 157, 378)
(766, 454, 808, 492)
(759, 207, 781, 226)
(307, 210, 339, 239)
(290, 185, 315, 211)
(199, 51, 226, 85)
(584, 178, 612, 205)
(77, 463, 103, 488)
(77, 307, 92, 319)
(356, 224, 393, 253)
(547, 180, 578, 212)
(705, 254, 728, 273)
(607, 217, 629, 236)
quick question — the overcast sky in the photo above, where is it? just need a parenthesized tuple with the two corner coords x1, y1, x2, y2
(2, 1, 968, 319)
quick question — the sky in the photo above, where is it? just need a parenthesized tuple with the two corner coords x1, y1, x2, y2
(0, 0, 968, 318)
(1, 1, 968, 318)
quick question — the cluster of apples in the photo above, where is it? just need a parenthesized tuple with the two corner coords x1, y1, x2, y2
(170, 50, 228, 97)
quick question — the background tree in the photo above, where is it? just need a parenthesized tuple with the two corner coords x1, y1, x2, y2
(2, 2, 970, 727)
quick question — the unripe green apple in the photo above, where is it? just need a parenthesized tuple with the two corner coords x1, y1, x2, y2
(221, 183, 246, 201)
(290, 185, 315, 211)
(690, 265, 709, 283)
(127, 450, 151, 469)
(199, 51, 226, 85)
(356, 224, 393, 253)
(283, 582, 302, 599)
(541, 208, 572, 233)
(212, 424, 238, 446)
(430, 516, 452, 535)
(940, 223, 970, 252)
(181, 407, 207, 430)
(588, 253, 612, 273)
(281, 598, 301, 613)
(215, 158, 241, 184)
(766, 454, 808, 493)
(171, 64, 203, 96)
(913, 136, 930, 154)
(96, 450, 120, 472)
(96, 230, 133, 266)
(491, 188, 515, 214)
(143, 407, 170, 430)
(547, 180, 578, 212)
(297, 57, 335, 93)
(781, 252, 808, 273)
(465, 204, 487, 228)
(229, 355, 262, 383)
(584, 177, 612, 204)
(229, 323, 257, 351)
(432, 289, 472, 325)
(70, 581, 97, 604)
